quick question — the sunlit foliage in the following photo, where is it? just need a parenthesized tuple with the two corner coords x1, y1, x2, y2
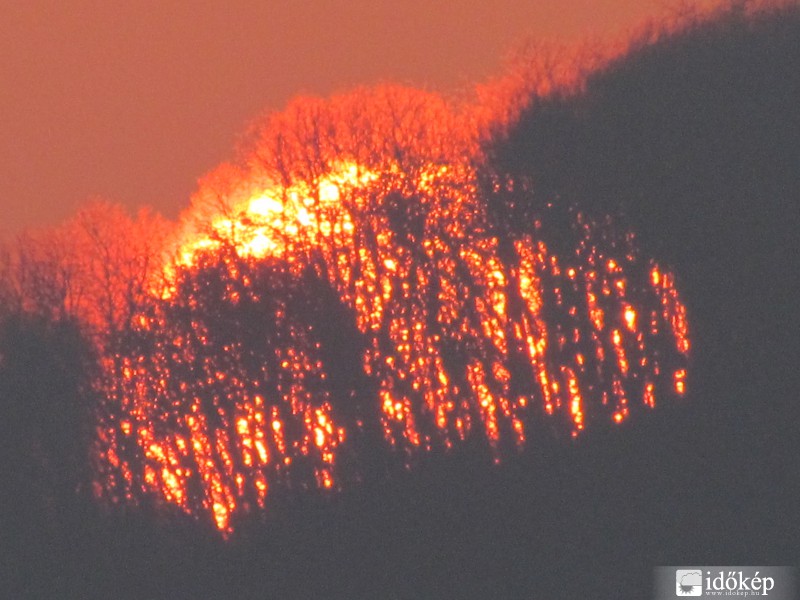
(34, 85, 687, 533)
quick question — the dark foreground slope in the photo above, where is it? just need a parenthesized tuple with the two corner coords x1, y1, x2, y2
(2, 4, 799, 599)
(495, 2, 800, 401)
(489, 0, 800, 592)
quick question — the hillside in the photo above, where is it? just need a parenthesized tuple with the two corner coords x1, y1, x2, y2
(2, 3, 798, 598)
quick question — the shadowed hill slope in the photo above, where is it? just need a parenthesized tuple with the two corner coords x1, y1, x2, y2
(483, 2, 800, 595)
(492, 1, 800, 441)
(495, 1, 799, 332)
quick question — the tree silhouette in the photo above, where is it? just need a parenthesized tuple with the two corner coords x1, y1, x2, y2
(0, 202, 169, 561)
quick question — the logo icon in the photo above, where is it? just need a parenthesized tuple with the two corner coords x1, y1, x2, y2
(676, 570, 703, 596)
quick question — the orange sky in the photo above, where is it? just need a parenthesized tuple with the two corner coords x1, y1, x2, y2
(0, 0, 717, 237)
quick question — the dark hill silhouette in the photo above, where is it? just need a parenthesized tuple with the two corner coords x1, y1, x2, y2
(493, 1, 800, 393)
(488, 1, 800, 595)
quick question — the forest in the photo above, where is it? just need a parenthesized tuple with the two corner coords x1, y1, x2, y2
(1, 2, 798, 598)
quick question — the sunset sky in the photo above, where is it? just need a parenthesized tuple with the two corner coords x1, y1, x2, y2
(1, 0, 716, 238)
